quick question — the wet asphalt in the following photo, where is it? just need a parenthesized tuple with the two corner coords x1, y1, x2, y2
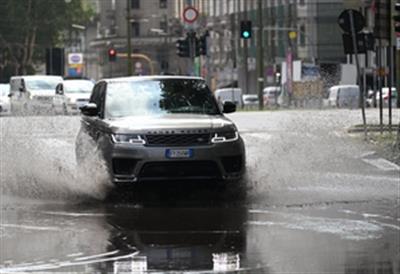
(0, 109, 399, 273)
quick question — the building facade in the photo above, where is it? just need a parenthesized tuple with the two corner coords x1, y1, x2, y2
(181, 0, 346, 92)
(89, 0, 186, 79)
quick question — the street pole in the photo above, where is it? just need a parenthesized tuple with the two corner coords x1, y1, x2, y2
(349, 10, 367, 139)
(127, 0, 133, 76)
(242, 1, 249, 95)
(256, 0, 264, 110)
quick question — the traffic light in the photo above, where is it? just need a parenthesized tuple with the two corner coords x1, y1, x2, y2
(394, 1, 400, 33)
(108, 48, 117, 62)
(176, 38, 190, 57)
(240, 20, 252, 39)
(197, 34, 207, 56)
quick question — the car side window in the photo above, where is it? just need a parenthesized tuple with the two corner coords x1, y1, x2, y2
(97, 82, 107, 118)
(90, 83, 101, 105)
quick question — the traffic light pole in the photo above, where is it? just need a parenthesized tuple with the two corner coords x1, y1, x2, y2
(349, 10, 367, 139)
(188, 31, 196, 75)
(242, 3, 249, 95)
(256, 0, 264, 110)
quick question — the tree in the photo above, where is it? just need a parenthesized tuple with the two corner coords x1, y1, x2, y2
(0, 0, 93, 81)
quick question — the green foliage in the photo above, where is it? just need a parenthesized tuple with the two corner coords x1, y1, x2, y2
(0, 0, 94, 81)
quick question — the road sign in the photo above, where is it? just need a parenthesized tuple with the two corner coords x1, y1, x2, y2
(183, 6, 198, 24)
(68, 53, 83, 65)
(338, 9, 365, 33)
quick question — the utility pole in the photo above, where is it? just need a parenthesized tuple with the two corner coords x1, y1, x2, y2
(127, 0, 133, 75)
(256, 0, 264, 110)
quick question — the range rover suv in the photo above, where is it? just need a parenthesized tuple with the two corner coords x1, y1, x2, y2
(75, 76, 245, 184)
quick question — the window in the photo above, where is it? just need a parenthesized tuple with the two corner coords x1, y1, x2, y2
(159, 0, 167, 9)
(131, 22, 140, 37)
(300, 25, 306, 47)
(159, 20, 167, 33)
(131, 0, 140, 9)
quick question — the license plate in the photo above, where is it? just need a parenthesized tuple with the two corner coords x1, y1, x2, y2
(166, 149, 193, 159)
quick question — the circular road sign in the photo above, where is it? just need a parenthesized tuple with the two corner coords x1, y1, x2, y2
(183, 6, 198, 24)
(338, 9, 365, 33)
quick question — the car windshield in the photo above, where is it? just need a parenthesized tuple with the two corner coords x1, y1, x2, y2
(0, 85, 9, 96)
(25, 79, 61, 90)
(244, 96, 258, 102)
(64, 81, 94, 94)
(105, 79, 220, 118)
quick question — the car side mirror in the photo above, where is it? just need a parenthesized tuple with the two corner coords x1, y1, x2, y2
(80, 103, 98, 116)
(56, 84, 64, 95)
(8, 93, 12, 97)
(19, 87, 25, 92)
(223, 101, 236, 113)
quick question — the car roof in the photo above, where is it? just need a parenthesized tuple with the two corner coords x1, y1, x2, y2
(215, 88, 242, 91)
(101, 75, 204, 83)
(330, 85, 359, 89)
(10, 75, 63, 80)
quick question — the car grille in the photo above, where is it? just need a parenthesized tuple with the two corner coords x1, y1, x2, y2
(139, 161, 221, 179)
(33, 96, 53, 102)
(76, 99, 89, 102)
(145, 133, 211, 146)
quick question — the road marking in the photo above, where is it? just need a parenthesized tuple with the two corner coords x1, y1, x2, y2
(362, 158, 400, 171)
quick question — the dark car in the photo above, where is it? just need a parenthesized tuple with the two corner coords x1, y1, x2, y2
(75, 76, 246, 185)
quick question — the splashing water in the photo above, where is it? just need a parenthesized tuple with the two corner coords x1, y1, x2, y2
(0, 115, 113, 201)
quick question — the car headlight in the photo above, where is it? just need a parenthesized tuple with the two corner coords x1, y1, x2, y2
(211, 130, 239, 143)
(111, 134, 146, 145)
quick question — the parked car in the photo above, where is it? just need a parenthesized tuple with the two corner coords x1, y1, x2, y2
(242, 94, 259, 108)
(9, 75, 63, 115)
(76, 76, 246, 185)
(0, 83, 10, 115)
(214, 88, 243, 108)
(263, 86, 281, 106)
(327, 85, 359, 108)
(376, 87, 398, 107)
(53, 79, 94, 114)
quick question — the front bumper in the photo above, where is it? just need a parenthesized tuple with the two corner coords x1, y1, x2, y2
(100, 137, 245, 184)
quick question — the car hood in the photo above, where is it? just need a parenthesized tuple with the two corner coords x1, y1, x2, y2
(104, 114, 235, 134)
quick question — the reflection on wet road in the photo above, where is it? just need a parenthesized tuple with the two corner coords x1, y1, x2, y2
(1, 191, 398, 273)
(1, 110, 399, 273)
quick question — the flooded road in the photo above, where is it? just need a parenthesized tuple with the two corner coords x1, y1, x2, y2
(1, 109, 399, 273)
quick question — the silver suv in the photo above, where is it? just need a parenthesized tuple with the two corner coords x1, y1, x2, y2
(75, 76, 245, 184)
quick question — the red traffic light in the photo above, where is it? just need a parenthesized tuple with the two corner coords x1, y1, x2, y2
(108, 48, 116, 56)
(108, 48, 117, 62)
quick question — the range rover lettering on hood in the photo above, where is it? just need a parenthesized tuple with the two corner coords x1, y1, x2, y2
(146, 129, 211, 135)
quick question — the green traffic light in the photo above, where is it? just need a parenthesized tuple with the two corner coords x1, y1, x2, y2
(242, 31, 250, 39)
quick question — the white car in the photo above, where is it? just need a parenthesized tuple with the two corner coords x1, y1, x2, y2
(242, 94, 259, 108)
(0, 83, 10, 114)
(263, 86, 281, 106)
(327, 85, 359, 108)
(53, 79, 94, 114)
(375, 87, 398, 108)
(9, 75, 63, 115)
(214, 88, 243, 108)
